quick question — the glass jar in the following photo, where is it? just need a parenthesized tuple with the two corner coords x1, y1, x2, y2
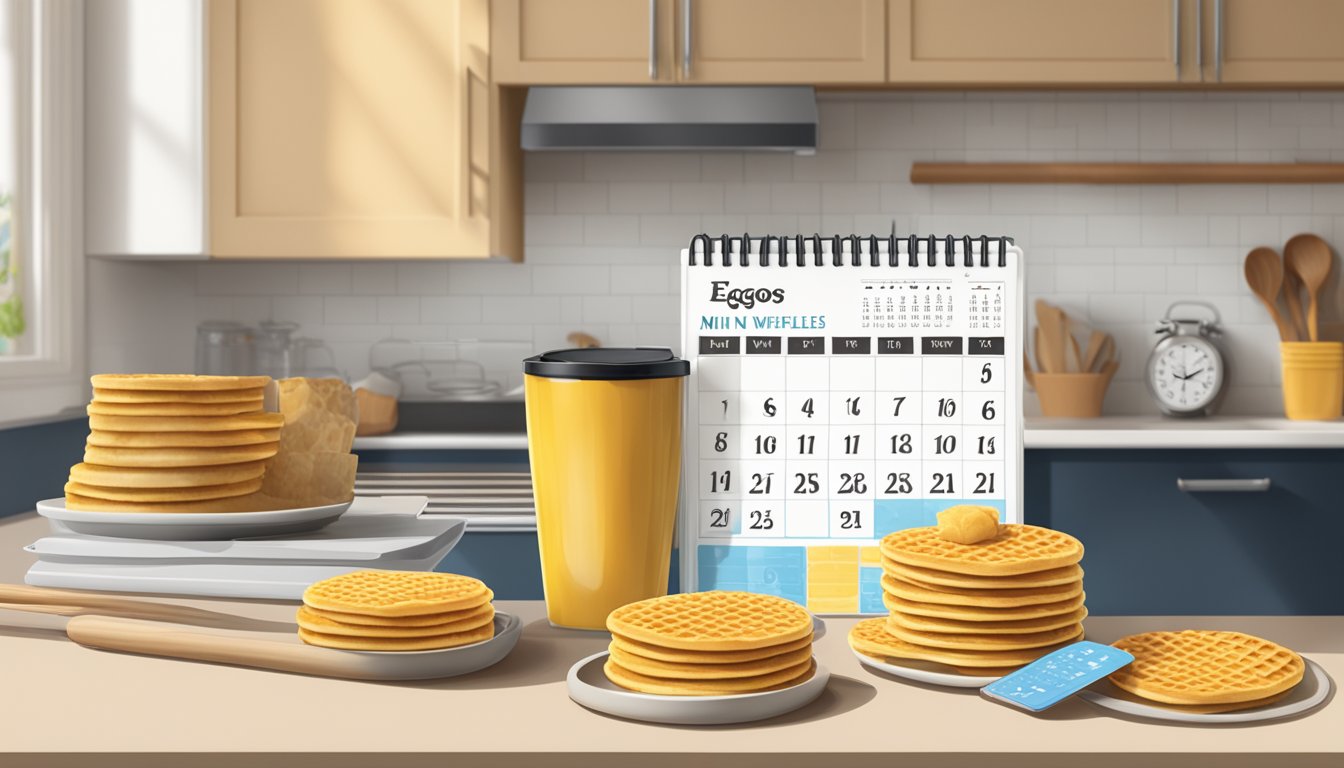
(195, 321, 253, 375)
(253, 321, 300, 379)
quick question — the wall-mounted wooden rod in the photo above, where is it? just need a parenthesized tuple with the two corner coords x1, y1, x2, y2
(911, 162, 1344, 185)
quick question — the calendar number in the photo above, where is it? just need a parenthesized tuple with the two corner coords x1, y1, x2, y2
(930, 472, 956, 494)
(797, 434, 816, 454)
(748, 509, 774, 530)
(890, 433, 912, 454)
(763, 397, 777, 417)
(974, 472, 996, 494)
(937, 398, 957, 418)
(721, 399, 729, 417)
(977, 436, 996, 455)
(801, 398, 815, 418)
(933, 434, 957, 455)
(980, 363, 993, 384)
(981, 400, 996, 420)
(837, 472, 868, 495)
(891, 396, 906, 417)
(714, 432, 727, 452)
(754, 435, 777, 455)
(710, 470, 732, 493)
(845, 397, 862, 416)
(843, 434, 862, 455)
(885, 472, 913, 494)
(793, 472, 820, 494)
(709, 507, 731, 528)
(749, 473, 774, 495)
(839, 510, 864, 530)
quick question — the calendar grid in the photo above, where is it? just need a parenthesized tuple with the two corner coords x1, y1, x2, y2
(681, 235, 1022, 615)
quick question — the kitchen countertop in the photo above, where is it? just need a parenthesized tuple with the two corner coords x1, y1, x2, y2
(353, 416, 1344, 453)
(0, 512, 1339, 767)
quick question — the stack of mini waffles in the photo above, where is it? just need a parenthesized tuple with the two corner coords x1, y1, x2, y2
(298, 570, 496, 651)
(849, 505, 1087, 675)
(1106, 630, 1305, 713)
(604, 591, 816, 696)
(65, 374, 283, 512)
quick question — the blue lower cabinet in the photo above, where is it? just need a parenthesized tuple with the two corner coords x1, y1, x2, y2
(1025, 449, 1344, 616)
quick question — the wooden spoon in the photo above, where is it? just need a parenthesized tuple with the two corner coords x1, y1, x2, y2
(1034, 299, 1067, 373)
(1285, 234, 1334, 342)
(1081, 331, 1114, 373)
(1243, 247, 1293, 342)
(1281, 267, 1308, 342)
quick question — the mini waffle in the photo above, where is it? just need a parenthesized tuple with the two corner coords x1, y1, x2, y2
(87, 400, 264, 417)
(887, 607, 1088, 635)
(881, 574, 1082, 607)
(91, 373, 271, 391)
(602, 657, 815, 696)
(304, 603, 494, 628)
(881, 524, 1083, 576)
(884, 617, 1084, 651)
(68, 461, 267, 489)
(87, 412, 285, 433)
(606, 591, 812, 652)
(85, 428, 282, 448)
(609, 632, 814, 665)
(883, 592, 1087, 622)
(83, 442, 279, 468)
(64, 477, 263, 503)
(849, 617, 1078, 668)
(302, 570, 493, 618)
(882, 558, 1083, 590)
(92, 386, 267, 403)
(607, 643, 813, 680)
(295, 604, 494, 638)
(1108, 630, 1305, 708)
(297, 622, 494, 651)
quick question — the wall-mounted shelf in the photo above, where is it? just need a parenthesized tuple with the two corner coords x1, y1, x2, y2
(911, 163, 1344, 185)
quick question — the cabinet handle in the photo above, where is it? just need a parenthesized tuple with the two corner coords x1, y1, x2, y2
(648, 0, 657, 80)
(681, 0, 691, 79)
(1213, 0, 1223, 82)
(1195, 0, 1203, 82)
(1177, 478, 1271, 493)
(1172, 0, 1180, 81)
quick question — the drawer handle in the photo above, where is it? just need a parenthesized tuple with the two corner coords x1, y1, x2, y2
(1177, 478, 1271, 493)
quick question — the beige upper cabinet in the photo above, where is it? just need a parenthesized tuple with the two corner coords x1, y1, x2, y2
(889, 0, 1188, 84)
(679, 0, 886, 84)
(1211, 0, 1344, 83)
(492, 0, 676, 84)
(493, 0, 884, 84)
(210, 0, 522, 260)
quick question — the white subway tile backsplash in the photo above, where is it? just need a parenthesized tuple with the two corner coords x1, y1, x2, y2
(88, 91, 1344, 413)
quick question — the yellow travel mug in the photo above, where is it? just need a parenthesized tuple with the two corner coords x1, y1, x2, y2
(523, 348, 689, 629)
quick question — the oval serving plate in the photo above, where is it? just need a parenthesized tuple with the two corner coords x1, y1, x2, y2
(851, 646, 1007, 688)
(37, 497, 352, 541)
(567, 651, 830, 725)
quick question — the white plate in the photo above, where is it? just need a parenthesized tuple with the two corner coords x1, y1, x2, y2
(317, 612, 522, 681)
(567, 651, 830, 725)
(1077, 658, 1332, 724)
(37, 498, 352, 541)
(852, 646, 1005, 688)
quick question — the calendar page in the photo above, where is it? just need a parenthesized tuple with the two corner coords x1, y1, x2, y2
(679, 235, 1023, 615)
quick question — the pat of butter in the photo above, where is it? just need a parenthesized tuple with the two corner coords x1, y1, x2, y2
(936, 505, 1001, 544)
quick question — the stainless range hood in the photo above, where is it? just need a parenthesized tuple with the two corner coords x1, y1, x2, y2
(520, 86, 818, 153)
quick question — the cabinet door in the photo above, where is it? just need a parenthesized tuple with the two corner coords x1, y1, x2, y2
(889, 0, 1186, 84)
(492, 0, 675, 84)
(678, 0, 885, 83)
(209, 0, 505, 259)
(1027, 449, 1344, 615)
(1213, 0, 1344, 83)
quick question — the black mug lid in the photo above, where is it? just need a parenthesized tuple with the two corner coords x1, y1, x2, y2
(523, 347, 689, 381)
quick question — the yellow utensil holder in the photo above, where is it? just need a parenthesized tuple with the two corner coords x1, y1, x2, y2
(1280, 342, 1344, 421)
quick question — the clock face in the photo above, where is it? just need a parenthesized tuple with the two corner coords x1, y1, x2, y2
(1151, 339, 1221, 412)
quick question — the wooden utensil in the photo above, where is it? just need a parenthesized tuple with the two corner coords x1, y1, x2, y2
(1081, 331, 1115, 373)
(1064, 320, 1083, 373)
(1023, 351, 1035, 388)
(1282, 267, 1309, 342)
(1033, 327, 1046, 375)
(1244, 247, 1294, 342)
(1034, 299, 1067, 373)
(1285, 234, 1334, 342)
(0, 584, 286, 630)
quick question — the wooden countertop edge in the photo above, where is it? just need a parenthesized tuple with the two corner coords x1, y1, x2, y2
(5, 754, 1342, 768)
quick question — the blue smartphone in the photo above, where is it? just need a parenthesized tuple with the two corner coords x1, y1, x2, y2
(980, 641, 1135, 713)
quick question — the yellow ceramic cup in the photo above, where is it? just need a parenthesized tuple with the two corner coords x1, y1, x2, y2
(1281, 342, 1344, 421)
(523, 348, 689, 629)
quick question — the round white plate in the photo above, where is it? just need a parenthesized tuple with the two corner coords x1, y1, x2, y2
(567, 651, 830, 725)
(37, 497, 352, 540)
(1077, 658, 1332, 724)
(852, 646, 1007, 688)
(319, 612, 522, 681)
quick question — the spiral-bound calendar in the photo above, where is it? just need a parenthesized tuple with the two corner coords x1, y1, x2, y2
(679, 233, 1023, 615)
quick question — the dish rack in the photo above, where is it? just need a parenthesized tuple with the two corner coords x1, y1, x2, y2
(369, 338, 531, 402)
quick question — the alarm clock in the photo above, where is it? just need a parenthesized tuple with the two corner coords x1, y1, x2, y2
(1146, 301, 1227, 417)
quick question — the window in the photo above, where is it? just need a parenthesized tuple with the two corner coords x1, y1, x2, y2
(0, 0, 83, 423)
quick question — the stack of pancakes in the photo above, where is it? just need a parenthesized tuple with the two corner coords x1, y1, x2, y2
(65, 374, 284, 512)
(297, 570, 496, 651)
(849, 509, 1088, 675)
(604, 591, 816, 696)
(1107, 630, 1305, 713)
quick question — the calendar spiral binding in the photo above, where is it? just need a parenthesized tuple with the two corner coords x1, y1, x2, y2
(687, 233, 1014, 269)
